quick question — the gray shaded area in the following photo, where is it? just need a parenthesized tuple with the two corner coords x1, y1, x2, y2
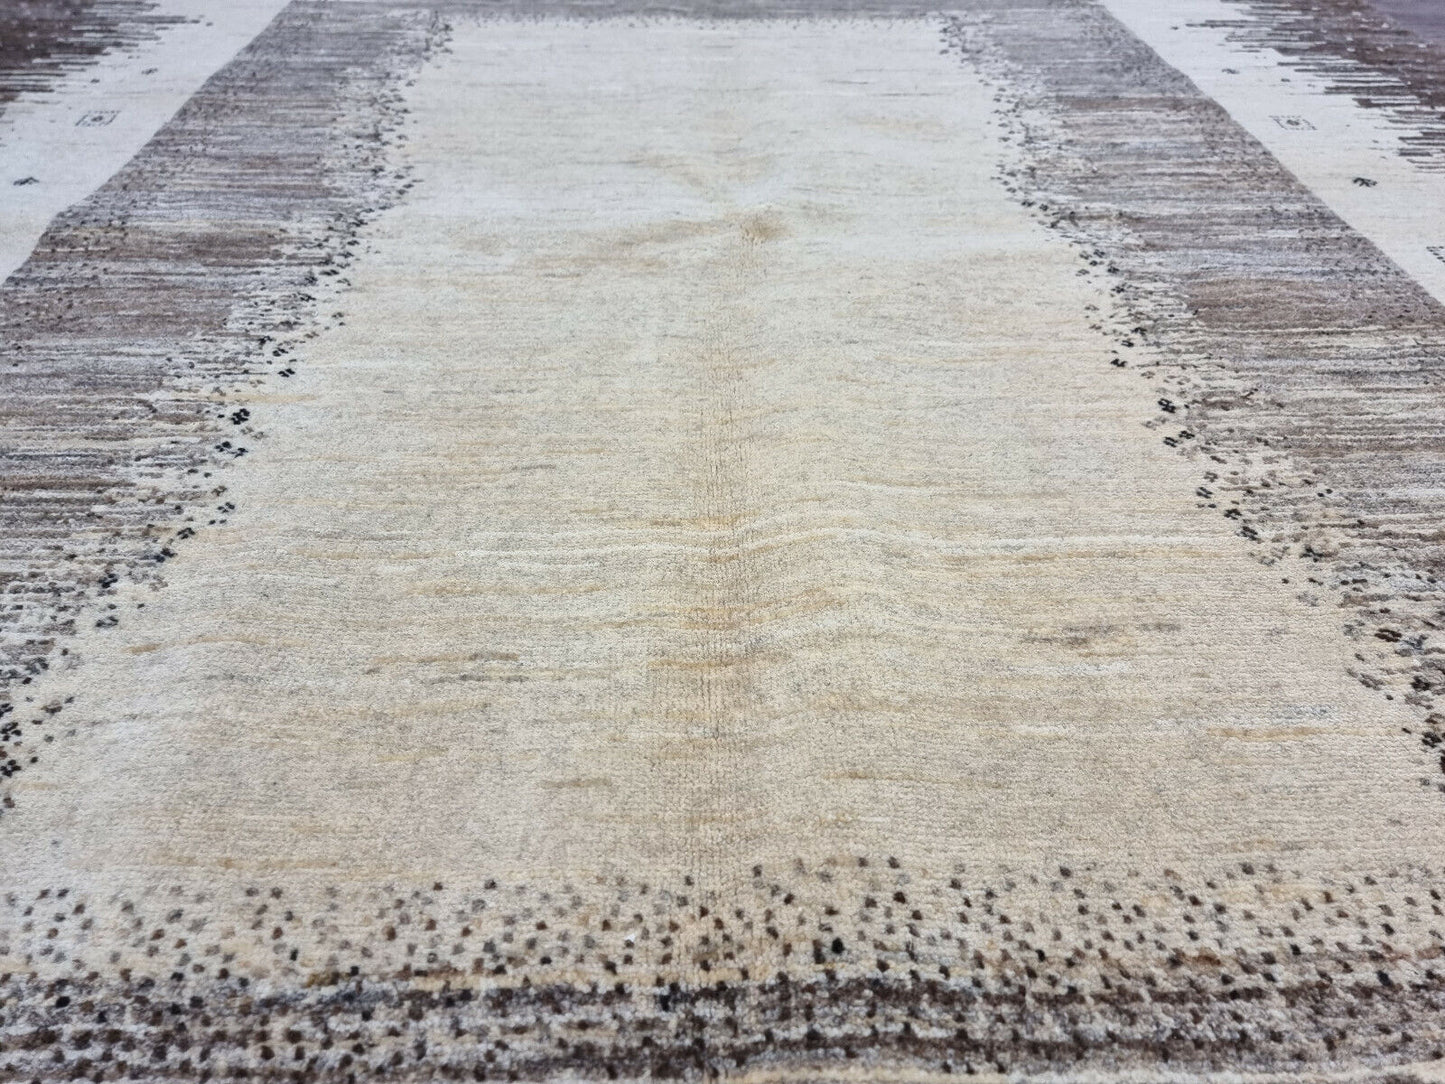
(1366, 0, 1445, 43)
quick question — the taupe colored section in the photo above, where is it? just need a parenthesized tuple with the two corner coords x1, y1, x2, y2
(1366, 0, 1445, 44)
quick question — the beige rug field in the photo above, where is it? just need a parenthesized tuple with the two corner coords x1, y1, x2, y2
(4, 1, 1445, 1080)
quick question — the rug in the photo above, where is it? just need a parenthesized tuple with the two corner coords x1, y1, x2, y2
(4, 0, 1445, 1079)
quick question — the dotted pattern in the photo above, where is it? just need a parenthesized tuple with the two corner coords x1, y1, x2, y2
(2, 861, 1444, 1078)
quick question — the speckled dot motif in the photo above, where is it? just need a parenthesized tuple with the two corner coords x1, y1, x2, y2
(4, 860, 1445, 1079)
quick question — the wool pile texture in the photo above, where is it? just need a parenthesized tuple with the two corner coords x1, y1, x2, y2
(4, 0, 1445, 1080)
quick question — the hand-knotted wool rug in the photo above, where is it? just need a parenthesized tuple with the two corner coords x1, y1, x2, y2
(5, 0, 1445, 1080)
